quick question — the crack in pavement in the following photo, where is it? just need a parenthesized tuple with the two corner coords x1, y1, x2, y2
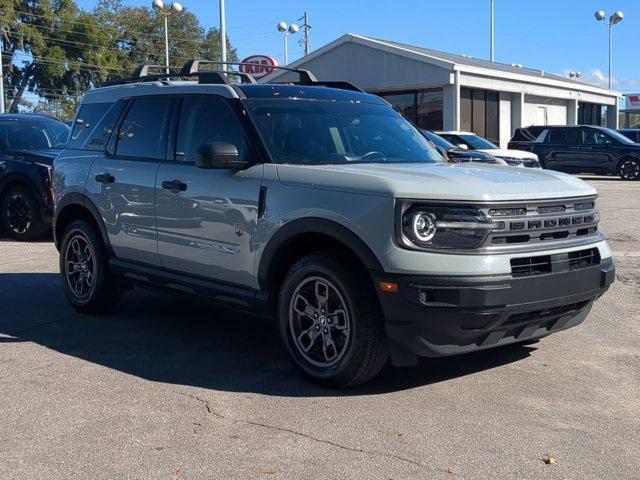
(174, 391, 449, 476)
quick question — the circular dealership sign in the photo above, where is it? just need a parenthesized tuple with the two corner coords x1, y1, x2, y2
(239, 55, 279, 79)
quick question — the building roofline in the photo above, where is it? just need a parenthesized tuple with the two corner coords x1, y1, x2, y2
(263, 33, 621, 99)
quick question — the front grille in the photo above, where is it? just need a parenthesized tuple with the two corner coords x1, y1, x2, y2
(480, 196, 599, 250)
(510, 247, 601, 277)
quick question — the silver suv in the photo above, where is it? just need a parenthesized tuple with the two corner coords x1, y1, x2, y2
(52, 62, 615, 387)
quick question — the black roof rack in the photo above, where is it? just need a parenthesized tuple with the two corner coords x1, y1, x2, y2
(98, 59, 363, 93)
(179, 60, 318, 84)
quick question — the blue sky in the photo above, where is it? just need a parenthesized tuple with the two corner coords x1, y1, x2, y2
(77, 0, 640, 92)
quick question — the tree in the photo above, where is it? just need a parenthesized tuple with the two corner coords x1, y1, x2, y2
(1, 0, 127, 112)
(1, 0, 237, 115)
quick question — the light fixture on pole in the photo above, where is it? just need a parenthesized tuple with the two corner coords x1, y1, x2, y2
(152, 0, 183, 73)
(594, 9, 624, 90)
(568, 71, 582, 79)
(277, 21, 299, 66)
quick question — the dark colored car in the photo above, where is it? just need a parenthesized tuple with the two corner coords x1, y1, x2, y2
(617, 129, 640, 143)
(0, 114, 70, 240)
(509, 125, 640, 180)
(421, 130, 505, 165)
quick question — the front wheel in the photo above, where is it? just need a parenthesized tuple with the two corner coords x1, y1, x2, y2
(618, 158, 640, 180)
(278, 255, 388, 387)
(60, 219, 122, 313)
(1, 185, 48, 241)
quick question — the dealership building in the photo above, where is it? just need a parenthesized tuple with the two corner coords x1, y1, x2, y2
(264, 34, 622, 147)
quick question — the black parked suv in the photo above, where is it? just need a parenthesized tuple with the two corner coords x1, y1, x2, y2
(509, 125, 640, 180)
(0, 114, 70, 240)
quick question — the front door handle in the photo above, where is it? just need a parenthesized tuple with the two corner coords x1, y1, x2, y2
(95, 173, 115, 184)
(162, 180, 188, 193)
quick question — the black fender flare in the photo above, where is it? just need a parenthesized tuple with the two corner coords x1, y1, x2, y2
(54, 192, 113, 254)
(257, 217, 383, 289)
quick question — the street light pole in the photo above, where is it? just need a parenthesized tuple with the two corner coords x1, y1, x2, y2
(219, 0, 226, 64)
(152, 0, 183, 74)
(277, 21, 299, 66)
(490, 0, 495, 62)
(595, 9, 624, 90)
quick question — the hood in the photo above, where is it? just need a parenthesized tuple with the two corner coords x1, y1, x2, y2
(477, 148, 538, 160)
(16, 149, 61, 165)
(276, 162, 596, 202)
(448, 149, 499, 162)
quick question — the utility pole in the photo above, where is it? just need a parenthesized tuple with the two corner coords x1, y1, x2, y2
(490, 0, 494, 62)
(299, 11, 311, 56)
(220, 0, 227, 64)
(0, 36, 5, 114)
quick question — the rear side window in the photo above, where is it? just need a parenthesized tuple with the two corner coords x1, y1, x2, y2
(547, 129, 579, 145)
(69, 103, 111, 149)
(175, 96, 247, 163)
(115, 97, 173, 159)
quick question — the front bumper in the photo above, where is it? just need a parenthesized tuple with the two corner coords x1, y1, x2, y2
(373, 259, 615, 366)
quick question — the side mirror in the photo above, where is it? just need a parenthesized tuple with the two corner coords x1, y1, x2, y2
(195, 142, 248, 170)
(457, 143, 469, 150)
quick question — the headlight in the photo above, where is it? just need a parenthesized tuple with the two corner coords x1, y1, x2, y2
(499, 157, 526, 167)
(399, 203, 497, 250)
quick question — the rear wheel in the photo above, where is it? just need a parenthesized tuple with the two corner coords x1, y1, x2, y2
(278, 254, 388, 387)
(1, 185, 48, 241)
(618, 158, 640, 180)
(60, 219, 122, 313)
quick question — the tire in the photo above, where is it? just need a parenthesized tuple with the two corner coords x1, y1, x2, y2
(1, 185, 48, 241)
(278, 254, 388, 388)
(618, 157, 640, 180)
(59, 219, 122, 314)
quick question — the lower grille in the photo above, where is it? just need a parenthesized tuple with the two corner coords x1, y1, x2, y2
(510, 248, 600, 278)
(502, 300, 590, 327)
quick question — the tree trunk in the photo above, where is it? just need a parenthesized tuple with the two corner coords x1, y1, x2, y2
(9, 64, 34, 113)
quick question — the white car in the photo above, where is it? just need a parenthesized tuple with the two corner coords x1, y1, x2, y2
(435, 131, 541, 168)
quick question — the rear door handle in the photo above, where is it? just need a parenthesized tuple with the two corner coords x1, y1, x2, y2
(162, 180, 188, 193)
(95, 173, 115, 184)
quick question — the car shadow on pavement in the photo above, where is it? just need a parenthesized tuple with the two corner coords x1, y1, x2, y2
(0, 273, 534, 396)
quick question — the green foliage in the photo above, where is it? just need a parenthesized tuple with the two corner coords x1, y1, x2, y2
(1, 0, 235, 116)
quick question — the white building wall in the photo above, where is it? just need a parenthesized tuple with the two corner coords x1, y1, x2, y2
(523, 95, 567, 126)
(498, 92, 512, 148)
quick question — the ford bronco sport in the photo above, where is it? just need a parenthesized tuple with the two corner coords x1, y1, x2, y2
(52, 62, 615, 387)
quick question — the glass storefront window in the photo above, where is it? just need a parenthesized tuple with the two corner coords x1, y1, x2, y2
(380, 93, 416, 123)
(460, 88, 500, 144)
(416, 91, 443, 130)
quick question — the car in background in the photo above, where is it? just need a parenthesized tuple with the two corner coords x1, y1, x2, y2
(421, 130, 506, 165)
(0, 113, 70, 240)
(435, 130, 541, 168)
(508, 125, 640, 180)
(617, 128, 640, 143)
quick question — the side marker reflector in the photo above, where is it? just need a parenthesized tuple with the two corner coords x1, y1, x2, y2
(378, 281, 398, 293)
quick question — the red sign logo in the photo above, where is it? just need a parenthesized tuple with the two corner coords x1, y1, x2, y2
(239, 56, 279, 79)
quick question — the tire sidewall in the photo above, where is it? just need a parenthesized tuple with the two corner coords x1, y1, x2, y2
(1, 185, 44, 241)
(60, 220, 107, 308)
(618, 158, 640, 181)
(278, 256, 373, 384)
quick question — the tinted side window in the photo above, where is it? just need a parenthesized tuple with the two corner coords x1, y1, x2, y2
(69, 103, 111, 149)
(547, 129, 579, 145)
(581, 129, 611, 145)
(115, 97, 173, 159)
(85, 101, 126, 151)
(175, 96, 247, 163)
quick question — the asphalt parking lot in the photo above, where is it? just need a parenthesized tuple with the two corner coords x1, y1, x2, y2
(1, 176, 638, 480)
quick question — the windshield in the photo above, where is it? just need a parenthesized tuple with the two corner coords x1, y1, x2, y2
(246, 100, 444, 165)
(0, 118, 70, 151)
(603, 127, 637, 145)
(421, 130, 455, 151)
(441, 133, 497, 150)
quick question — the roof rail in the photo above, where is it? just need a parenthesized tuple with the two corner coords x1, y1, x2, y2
(180, 60, 318, 84)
